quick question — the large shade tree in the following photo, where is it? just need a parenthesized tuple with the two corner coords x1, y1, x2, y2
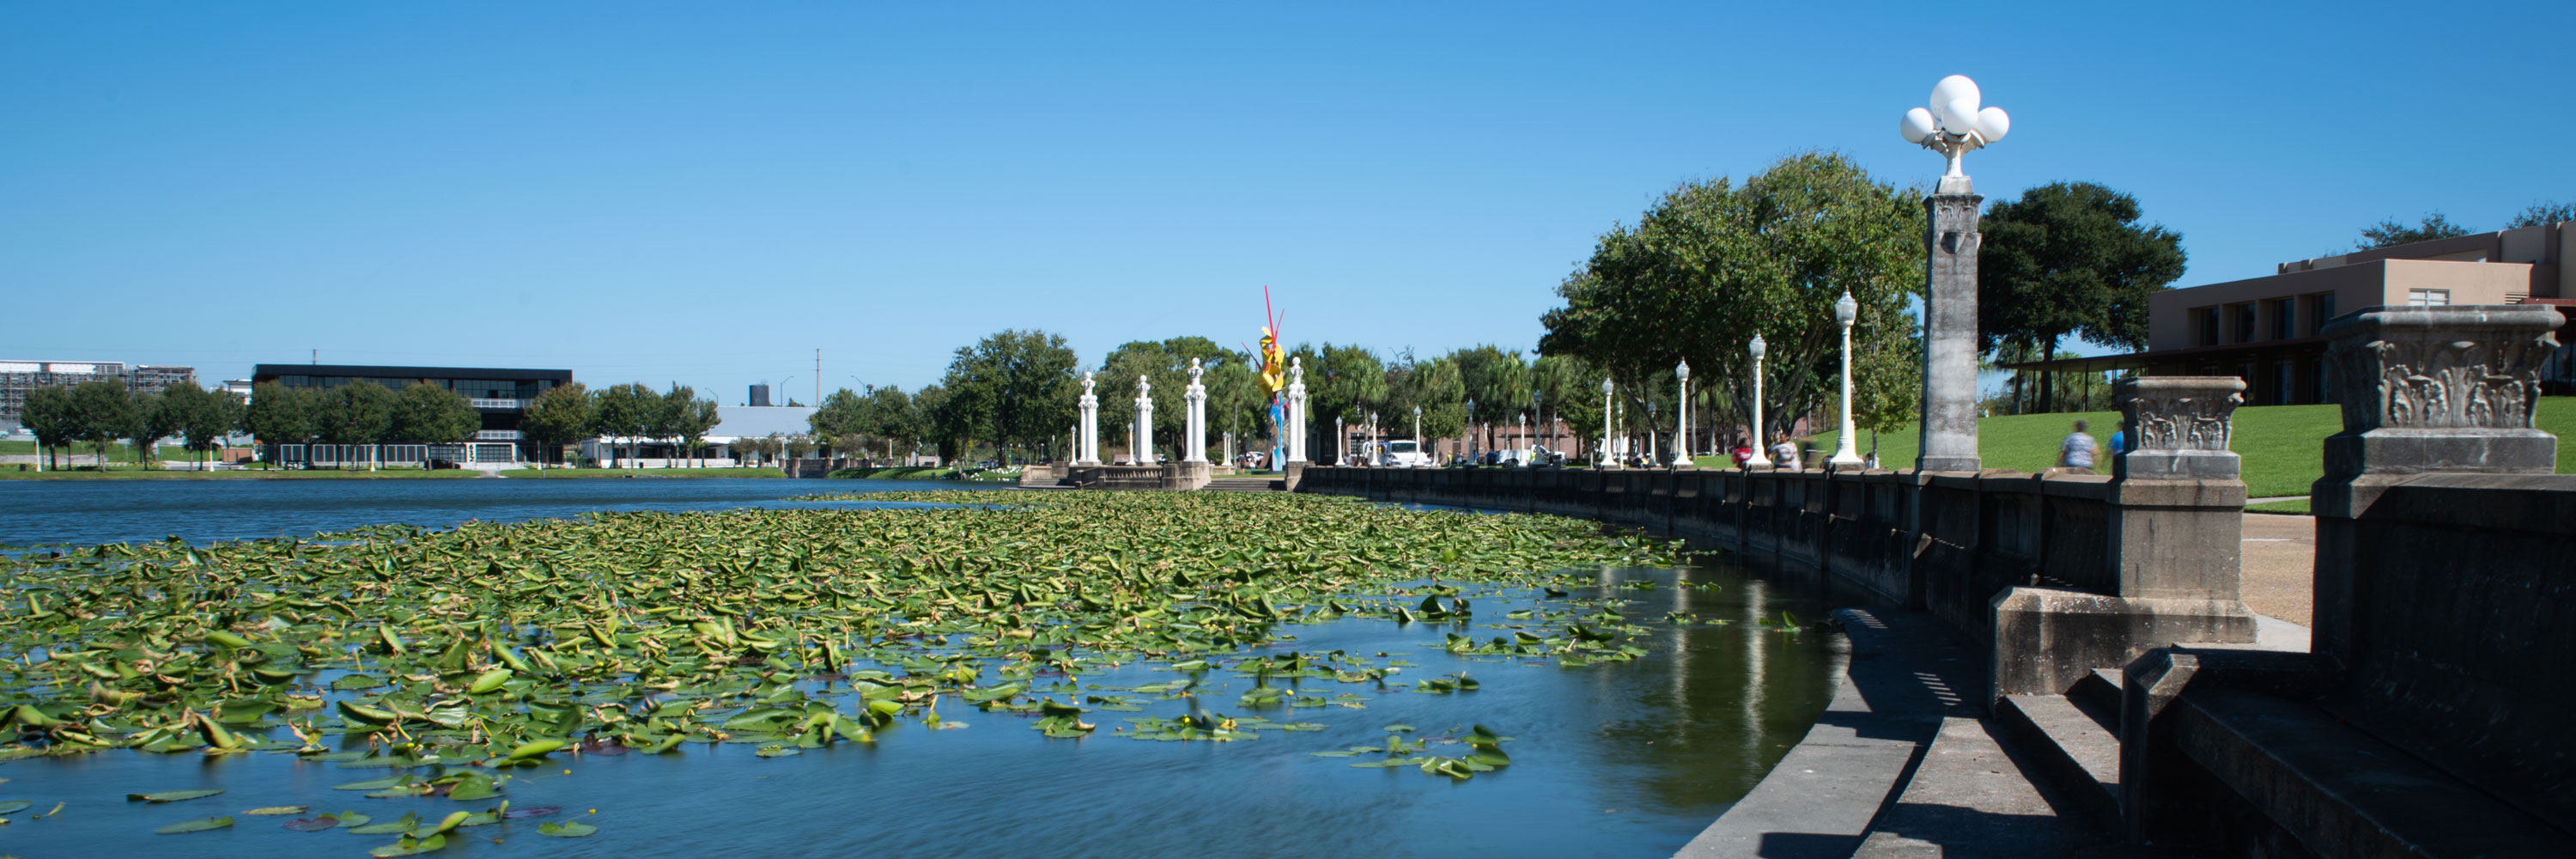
(1542, 151, 1923, 446)
(314, 381, 398, 467)
(242, 382, 318, 467)
(1098, 336, 1233, 460)
(591, 382, 659, 468)
(938, 329, 1078, 464)
(66, 380, 141, 470)
(1978, 181, 2187, 410)
(392, 382, 481, 446)
(519, 382, 592, 469)
(21, 386, 77, 470)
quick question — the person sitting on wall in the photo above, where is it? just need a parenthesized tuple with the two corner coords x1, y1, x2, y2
(1770, 434, 1800, 472)
(2049, 418, 2098, 477)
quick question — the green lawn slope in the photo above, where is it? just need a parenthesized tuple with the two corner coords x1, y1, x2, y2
(1792, 397, 2576, 499)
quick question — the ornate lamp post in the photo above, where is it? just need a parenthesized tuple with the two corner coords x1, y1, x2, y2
(1600, 378, 1615, 468)
(1900, 74, 2008, 472)
(1747, 335, 1768, 469)
(1647, 401, 1659, 465)
(1368, 411, 1378, 465)
(1334, 416, 1345, 465)
(1832, 290, 1866, 468)
(1532, 389, 1545, 455)
(1412, 405, 1421, 451)
(1674, 360, 1691, 464)
(1466, 399, 1476, 464)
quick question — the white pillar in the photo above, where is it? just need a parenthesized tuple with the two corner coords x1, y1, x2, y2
(1133, 375, 1154, 465)
(1285, 357, 1309, 463)
(1076, 372, 1100, 465)
(1184, 358, 1207, 463)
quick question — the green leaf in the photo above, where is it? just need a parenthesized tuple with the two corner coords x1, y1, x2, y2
(127, 789, 224, 803)
(538, 819, 599, 837)
(155, 815, 234, 834)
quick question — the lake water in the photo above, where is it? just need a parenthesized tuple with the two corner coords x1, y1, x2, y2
(0, 477, 959, 547)
(0, 478, 1845, 857)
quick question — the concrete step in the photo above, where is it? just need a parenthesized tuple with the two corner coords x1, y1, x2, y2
(2067, 668, 2123, 730)
(1996, 693, 2123, 836)
(1201, 478, 1281, 493)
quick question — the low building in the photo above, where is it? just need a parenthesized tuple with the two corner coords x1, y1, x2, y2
(2005, 221, 2576, 405)
(0, 360, 197, 435)
(249, 363, 573, 462)
(578, 404, 817, 466)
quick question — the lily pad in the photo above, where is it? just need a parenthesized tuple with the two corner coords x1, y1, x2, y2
(127, 789, 224, 803)
(538, 819, 598, 837)
(155, 815, 234, 834)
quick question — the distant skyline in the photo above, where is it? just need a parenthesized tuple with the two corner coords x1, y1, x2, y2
(6, 2, 2571, 401)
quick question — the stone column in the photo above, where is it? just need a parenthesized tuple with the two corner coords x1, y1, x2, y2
(1075, 372, 1100, 465)
(2311, 304, 2562, 664)
(1917, 192, 1983, 472)
(1990, 375, 2257, 700)
(1285, 357, 1309, 463)
(1184, 358, 1207, 463)
(1133, 375, 1154, 466)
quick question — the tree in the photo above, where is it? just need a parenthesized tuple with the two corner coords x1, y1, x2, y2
(243, 382, 318, 467)
(21, 386, 76, 471)
(2509, 201, 2573, 228)
(135, 387, 189, 469)
(860, 386, 922, 460)
(1396, 355, 1467, 453)
(314, 381, 397, 468)
(939, 330, 1078, 464)
(592, 382, 659, 468)
(674, 390, 720, 467)
(1448, 344, 1530, 452)
(1098, 336, 1232, 456)
(65, 380, 140, 470)
(520, 382, 593, 469)
(1202, 358, 1266, 460)
(2357, 212, 2470, 249)
(392, 382, 480, 446)
(726, 437, 755, 466)
(809, 388, 866, 440)
(1532, 354, 1606, 460)
(1978, 181, 2187, 410)
(1542, 151, 1922, 446)
(914, 383, 965, 464)
(167, 385, 245, 469)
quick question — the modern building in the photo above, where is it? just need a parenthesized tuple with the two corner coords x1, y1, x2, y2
(0, 360, 197, 435)
(2005, 221, 2576, 405)
(248, 363, 573, 462)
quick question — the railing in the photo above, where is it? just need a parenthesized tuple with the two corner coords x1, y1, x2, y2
(469, 398, 523, 410)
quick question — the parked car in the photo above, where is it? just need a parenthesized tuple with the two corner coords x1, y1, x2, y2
(1376, 439, 1433, 468)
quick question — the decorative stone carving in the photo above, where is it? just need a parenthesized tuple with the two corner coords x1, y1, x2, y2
(2113, 377, 2244, 481)
(2319, 305, 2562, 479)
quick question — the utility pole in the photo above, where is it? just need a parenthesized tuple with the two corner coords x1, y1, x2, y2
(814, 349, 822, 408)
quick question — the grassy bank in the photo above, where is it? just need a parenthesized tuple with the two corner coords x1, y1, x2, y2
(829, 466, 957, 479)
(1795, 399, 2576, 498)
(0, 466, 481, 480)
(492, 466, 787, 478)
(3, 439, 214, 464)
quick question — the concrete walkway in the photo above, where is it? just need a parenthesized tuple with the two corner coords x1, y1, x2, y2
(1680, 514, 2318, 857)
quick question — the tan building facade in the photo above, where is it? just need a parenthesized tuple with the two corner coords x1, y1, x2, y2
(2012, 222, 2574, 406)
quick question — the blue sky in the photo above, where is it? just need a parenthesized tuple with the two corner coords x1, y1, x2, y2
(5, 2, 2570, 403)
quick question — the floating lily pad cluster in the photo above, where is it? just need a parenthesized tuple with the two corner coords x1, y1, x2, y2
(0, 491, 1687, 839)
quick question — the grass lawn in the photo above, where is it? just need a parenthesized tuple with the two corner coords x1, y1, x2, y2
(2, 439, 208, 463)
(2245, 498, 2311, 515)
(1793, 397, 2576, 499)
(829, 466, 957, 479)
(494, 466, 787, 478)
(0, 466, 481, 480)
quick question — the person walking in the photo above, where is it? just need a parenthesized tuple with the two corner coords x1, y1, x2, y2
(2055, 419, 2098, 476)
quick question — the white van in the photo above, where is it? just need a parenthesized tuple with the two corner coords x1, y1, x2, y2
(1376, 439, 1433, 468)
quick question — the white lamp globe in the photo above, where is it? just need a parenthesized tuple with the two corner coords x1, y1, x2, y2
(1835, 290, 1857, 324)
(1749, 334, 1766, 358)
(1675, 359, 1690, 381)
(1928, 75, 1980, 113)
(1935, 96, 1981, 133)
(1976, 107, 2011, 143)
(1900, 107, 1937, 143)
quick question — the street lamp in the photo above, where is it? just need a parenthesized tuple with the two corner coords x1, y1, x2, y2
(1831, 290, 1866, 468)
(1647, 401, 1659, 466)
(1600, 378, 1615, 468)
(1368, 411, 1377, 464)
(780, 375, 797, 407)
(1412, 404, 1421, 451)
(1674, 360, 1690, 464)
(1334, 417, 1345, 466)
(1901, 74, 2008, 472)
(1899, 74, 2010, 189)
(1532, 389, 1545, 455)
(1747, 335, 1767, 470)
(1466, 399, 1476, 464)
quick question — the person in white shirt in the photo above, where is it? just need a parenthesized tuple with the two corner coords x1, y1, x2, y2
(1770, 435, 1800, 471)
(2056, 419, 2098, 476)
